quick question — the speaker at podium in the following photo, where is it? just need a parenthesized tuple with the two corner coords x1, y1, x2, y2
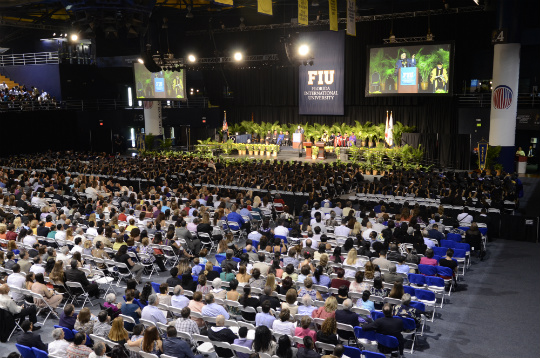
(398, 67, 419, 94)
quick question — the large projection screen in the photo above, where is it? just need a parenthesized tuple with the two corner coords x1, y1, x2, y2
(366, 42, 453, 96)
(134, 63, 186, 100)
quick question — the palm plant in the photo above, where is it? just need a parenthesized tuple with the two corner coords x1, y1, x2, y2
(392, 121, 416, 147)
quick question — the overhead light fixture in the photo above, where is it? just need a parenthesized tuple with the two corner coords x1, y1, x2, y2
(64, 33, 67, 37)
(298, 44, 310, 57)
(186, 5, 194, 19)
(53, 32, 56, 36)
(312, 0, 319, 6)
(137, 58, 144, 64)
(70, 34, 78, 41)
(188, 54, 196, 63)
(234, 52, 243, 61)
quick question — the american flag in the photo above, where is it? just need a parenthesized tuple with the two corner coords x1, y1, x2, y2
(492, 85, 513, 110)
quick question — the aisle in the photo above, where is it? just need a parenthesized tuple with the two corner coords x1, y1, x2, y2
(412, 239, 540, 358)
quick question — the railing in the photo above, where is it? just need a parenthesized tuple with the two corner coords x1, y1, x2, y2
(457, 93, 540, 107)
(0, 97, 209, 112)
(0, 52, 60, 66)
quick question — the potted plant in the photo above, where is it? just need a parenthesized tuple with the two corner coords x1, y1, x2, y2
(368, 49, 386, 94)
(311, 146, 319, 160)
(247, 144, 254, 155)
(238, 143, 247, 155)
(265, 145, 271, 157)
(272, 145, 278, 157)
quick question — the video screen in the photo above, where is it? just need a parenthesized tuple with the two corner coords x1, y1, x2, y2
(133, 63, 186, 100)
(366, 43, 453, 96)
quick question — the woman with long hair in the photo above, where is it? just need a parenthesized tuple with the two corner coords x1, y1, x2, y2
(108, 316, 129, 345)
(311, 295, 337, 320)
(188, 291, 206, 328)
(363, 261, 376, 280)
(49, 261, 65, 285)
(331, 247, 343, 264)
(25, 272, 34, 290)
(31, 273, 63, 309)
(370, 277, 389, 309)
(349, 271, 371, 294)
(138, 282, 153, 306)
(389, 282, 404, 300)
(74, 307, 94, 335)
(239, 284, 260, 322)
(275, 335, 295, 358)
(311, 265, 331, 287)
(265, 273, 278, 292)
(236, 265, 251, 284)
(252, 325, 277, 355)
(203, 261, 219, 281)
(130, 326, 163, 355)
(316, 317, 339, 345)
(344, 248, 364, 277)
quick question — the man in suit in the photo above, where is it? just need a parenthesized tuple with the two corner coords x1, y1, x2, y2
(362, 304, 404, 356)
(64, 260, 100, 298)
(335, 299, 360, 341)
(382, 265, 404, 284)
(17, 320, 48, 351)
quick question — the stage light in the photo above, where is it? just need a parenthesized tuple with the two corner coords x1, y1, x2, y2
(53, 32, 56, 36)
(298, 44, 309, 57)
(312, 0, 319, 6)
(188, 54, 196, 63)
(234, 52, 243, 61)
(70, 34, 78, 41)
(64, 33, 67, 37)
(137, 58, 144, 64)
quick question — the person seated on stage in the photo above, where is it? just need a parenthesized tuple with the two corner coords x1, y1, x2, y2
(265, 131, 272, 145)
(342, 133, 349, 147)
(277, 131, 285, 146)
(284, 131, 291, 146)
(328, 133, 335, 146)
(252, 132, 259, 143)
(272, 130, 278, 144)
(321, 132, 329, 144)
(349, 133, 356, 147)
(334, 133, 342, 147)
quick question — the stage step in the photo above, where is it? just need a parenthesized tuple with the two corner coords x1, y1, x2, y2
(0, 74, 20, 89)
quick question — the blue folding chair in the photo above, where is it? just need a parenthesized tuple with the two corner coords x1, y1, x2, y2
(375, 333, 400, 355)
(479, 227, 488, 236)
(418, 264, 438, 277)
(440, 240, 456, 248)
(213, 265, 223, 274)
(408, 273, 426, 287)
(436, 265, 454, 279)
(54, 325, 75, 340)
(133, 298, 146, 309)
(425, 276, 446, 307)
(354, 326, 377, 342)
(371, 311, 384, 321)
(395, 316, 417, 353)
(343, 345, 362, 358)
(446, 233, 462, 242)
(409, 300, 425, 312)
(403, 285, 416, 296)
(31, 348, 48, 358)
(215, 254, 226, 265)
(15, 344, 35, 358)
(232, 257, 241, 263)
(151, 282, 161, 293)
(72, 330, 92, 346)
(432, 246, 447, 257)
(414, 289, 436, 322)
(362, 351, 386, 358)
(251, 240, 260, 249)
(275, 235, 288, 244)
(454, 242, 471, 252)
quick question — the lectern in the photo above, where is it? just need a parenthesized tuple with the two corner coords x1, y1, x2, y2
(397, 67, 419, 94)
(303, 142, 313, 157)
(315, 142, 325, 159)
(293, 133, 304, 149)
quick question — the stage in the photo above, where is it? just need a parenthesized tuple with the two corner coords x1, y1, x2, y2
(220, 145, 348, 163)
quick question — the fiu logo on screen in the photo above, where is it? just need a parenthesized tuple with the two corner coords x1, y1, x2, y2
(308, 70, 335, 85)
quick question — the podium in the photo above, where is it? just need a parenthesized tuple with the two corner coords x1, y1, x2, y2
(303, 142, 313, 157)
(398, 67, 419, 94)
(516, 155, 527, 174)
(293, 133, 304, 149)
(315, 142, 325, 159)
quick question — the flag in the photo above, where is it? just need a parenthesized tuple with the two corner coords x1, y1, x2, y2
(385, 111, 394, 147)
(222, 111, 228, 133)
(298, 0, 308, 26)
(329, 0, 338, 31)
(346, 0, 356, 36)
(257, 0, 272, 15)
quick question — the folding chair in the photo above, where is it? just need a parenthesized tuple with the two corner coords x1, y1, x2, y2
(375, 333, 400, 356)
(124, 343, 141, 355)
(440, 240, 457, 248)
(31, 348, 48, 358)
(354, 326, 377, 347)
(151, 282, 161, 293)
(232, 343, 253, 357)
(436, 266, 455, 294)
(396, 315, 417, 353)
(113, 262, 134, 286)
(192, 333, 216, 355)
(16, 344, 35, 358)
(55, 325, 75, 340)
(198, 233, 215, 252)
(414, 289, 437, 322)
(65, 281, 95, 307)
(432, 246, 447, 257)
(418, 264, 438, 277)
(362, 350, 386, 358)
(212, 341, 235, 357)
(407, 273, 427, 288)
(138, 253, 157, 279)
(336, 322, 358, 347)
(119, 314, 136, 332)
(227, 221, 246, 240)
(139, 352, 160, 358)
(161, 245, 180, 267)
(72, 329, 92, 346)
(316, 341, 336, 353)
(30, 291, 60, 325)
(425, 276, 446, 307)
(140, 318, 157, 329)
(446, 233, 462, 242)
(343, 345, 362, 358)
(453, 249, 467, 276)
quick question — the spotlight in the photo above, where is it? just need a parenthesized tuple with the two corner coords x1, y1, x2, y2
(312, 0, 319, 6)
(234, 52, 243, 61)
(70, 34, 78, 41)
(53, 32, 56, 36)
(188, 54, 196, 63)
(298, 44, 310, 57)
(137, 58, 144, 64)
(64, 33, 67, 37)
